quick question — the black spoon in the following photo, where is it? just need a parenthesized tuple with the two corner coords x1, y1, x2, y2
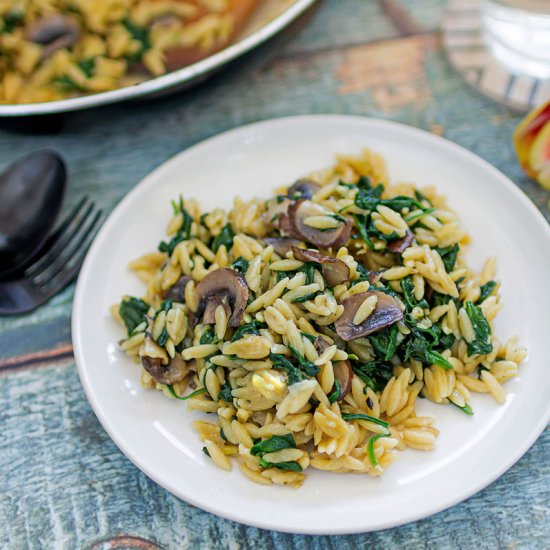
(0, 150, 66, 278)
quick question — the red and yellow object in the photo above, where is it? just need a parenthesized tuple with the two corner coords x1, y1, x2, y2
(514, 101, 550, 190)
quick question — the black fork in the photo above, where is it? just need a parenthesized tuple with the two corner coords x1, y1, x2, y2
(0, 197, 103, 315)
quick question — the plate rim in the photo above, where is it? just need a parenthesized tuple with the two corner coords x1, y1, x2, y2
(0, 0, 316, 117)
(72, 114, 550, 534)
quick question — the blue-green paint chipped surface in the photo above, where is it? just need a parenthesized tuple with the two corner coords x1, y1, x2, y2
(0, 1, 549, 548)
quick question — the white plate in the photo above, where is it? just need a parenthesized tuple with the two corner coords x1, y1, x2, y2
(73, 115, 550, 534)
(0, 0, 316, 117)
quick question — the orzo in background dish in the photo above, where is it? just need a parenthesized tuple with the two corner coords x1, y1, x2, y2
(112, 150, 526, 488)
(0, 0, 259, 104)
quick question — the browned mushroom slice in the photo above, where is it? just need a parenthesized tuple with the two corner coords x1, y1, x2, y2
(369, 269, 386, 285)
(264, 237, 304, 258)
(202, 295, 231, 324)
(164, 275, 192, 302)
(278, 213, 295, 236)
(141, 349, 189, 385)
(195, 268, 249, 327)
(262, 198, 293, 229)
(425, 283, 434, 301)
(291, 246, 350, 286)
(333, 360, 353, 399)
(387, 230, 414, 254)
(288, 200, 352, 249)
(314, 335, 331, 355)
(287, 179, 321, 199)
(26, 15, 80, 59)
(335, 290, 403, 342)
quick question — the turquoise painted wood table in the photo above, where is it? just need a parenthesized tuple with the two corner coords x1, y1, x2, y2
(1, 1, 549, 548)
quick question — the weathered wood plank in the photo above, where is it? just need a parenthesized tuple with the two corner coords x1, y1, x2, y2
(0, 316, 72, 364)
(0, 345, 72, 374)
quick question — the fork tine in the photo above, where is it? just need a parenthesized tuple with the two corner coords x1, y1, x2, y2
(39, 212, 104, 295)
(34, 207, 103, 288)
(25, 197, 93, 278)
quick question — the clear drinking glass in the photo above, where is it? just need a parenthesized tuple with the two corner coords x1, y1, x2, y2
(481, 0, 550, 78)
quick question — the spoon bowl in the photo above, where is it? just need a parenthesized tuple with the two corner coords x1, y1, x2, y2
(0, 150, 66, 277)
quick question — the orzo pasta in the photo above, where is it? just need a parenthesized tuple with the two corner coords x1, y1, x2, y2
(112, 149, 526, 488)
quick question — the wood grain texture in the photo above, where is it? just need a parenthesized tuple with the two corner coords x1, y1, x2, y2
(0, 0, 549, 547)
(0, 344, 72, 373)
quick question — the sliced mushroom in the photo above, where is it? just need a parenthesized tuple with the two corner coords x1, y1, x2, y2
(425, 283, 434, 302)
(314, 335, 330, 355)
(262, 198, 293, 229)
(291, 246, 350, 286)
(287, 179, 320, 199)
(335, 290, 403, 341)
(164, 275, 192, 302)
(141, 354, 189, 385)
(264, 237, 304, 258)
(278, 212, 294, 236)
(263, 181, 321, 233)
(194, 268, 248, 327)
(369, 269, 386, 285)
(288, 200, 352, 249)
(202, 294, 231, 324)
(333, 360, 353, 400)
(141, 334, 189, 385)
(387, 230, 414, 254)
(26, 15, 80, 59)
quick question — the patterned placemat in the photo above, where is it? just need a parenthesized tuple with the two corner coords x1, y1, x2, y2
(443, 0, 550, 112)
